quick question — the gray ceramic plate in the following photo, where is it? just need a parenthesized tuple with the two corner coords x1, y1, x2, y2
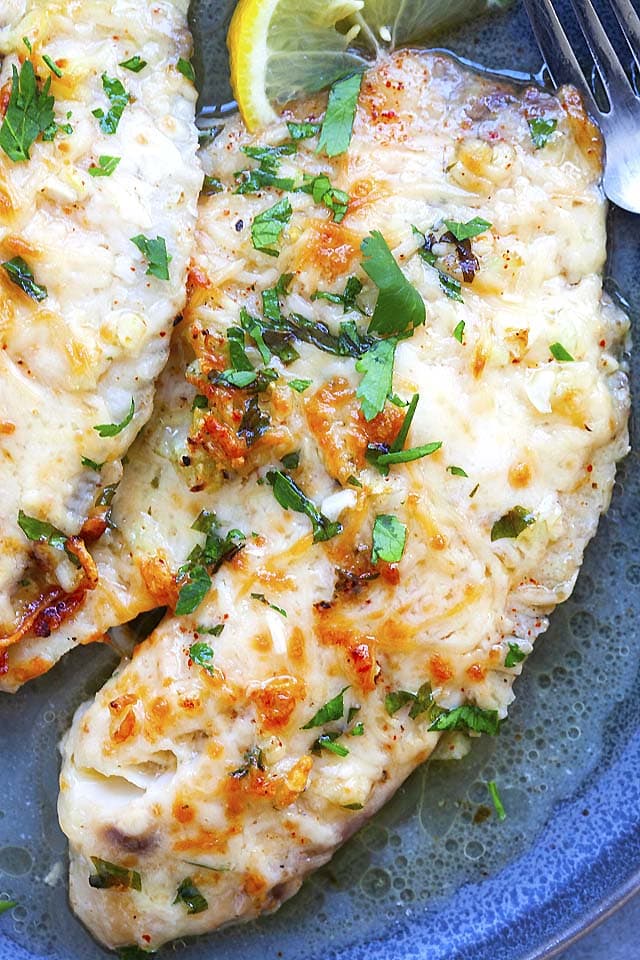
(1, 2, 639, 958)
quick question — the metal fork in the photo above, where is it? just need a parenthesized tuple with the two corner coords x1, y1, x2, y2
(523, 0, 640, 213)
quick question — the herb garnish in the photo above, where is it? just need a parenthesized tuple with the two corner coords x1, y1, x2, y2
(2, 257, 48, 301)
(504, 642, 526, 668)
(176, 58, 196, 82)
(361, 231, 426, 337)
(176, 512, 246, 616)
(117, 946, 154, 959)
(429, 704, 500, 735)
(385, 683, 433, 719)
(371, 515, 406, 564)
(119, 55, 147, 73)
(289, 379, 312, 393)
(17, 510, 68, 552)
(312, 731, 349, 757)
(230, 745, 264, 778)
(0, 901, 16, 915)
(355, 338, 396, 421)
(312, 276, 363, 313)
(528, 117, 557, 148)
(302, 686, 349, 729)
(317, 73, 362, 158)
(0, 61, 55, 162)
(487, 780, 507, 820)
(443, 218, 492, 241)
(192, 394, 208, 410)
(89, 857, 141, 891)
(287, 120, 321, 141)
(453, 319, 465, 343)
(549, 342, 574, 361)
(251, 197, 292, 256)
(197, 623, 224, 637)
(93, 398, 135, 437)
(174, 878, 208, 914)
(266, 470, 342, 543)
(189, 642, 215, 675)
(202, 175, 224, 195)
(81, 457, 103, 471)
(490, 506, 535, 542)
(447, 465, 468, 477)
(92, 74, 129, 135)
(235, 144, 296, 194)
(250, 592, 287, 617)
(413, 226, 464, 302)
(375, 441, 442, 466)
(42, 54, 63, 78)
(130, 234, 171, 281)
(238, 396, 270, 446)
(89, 155, 120, 177)
(280, 451, 300, 470)
(300, 173, 349, 222)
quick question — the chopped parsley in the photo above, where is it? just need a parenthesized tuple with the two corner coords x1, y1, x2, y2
(251, 592, 287, 617)
(528, 116, 557, 148)
(355, 338, 396, 421)
(371, 514, 406, 564)
(487, 780, 507, 820)
(42, 54, 63, 78)
(17, 511, 68, 550)
(189, 642, 215, 675)
(2, 257, 48, 301)
(235, 143, 295, 194)
(93, 398, 135, 437)
(81, 457, 103, 471)
(176, 58, 195, 82)
(312, 276, 363, 313)
(130, 234, 171, 281)
(504, 642, 526, 668)
(300, 173, 349, 222)
(312, 731, 349, 757)
(453, 319, 465, 343)
(413, 226, 464, 302)
(447, 465, 468, 477)
(385, 690, 417, 716)
(119, 55, 147, 73)
(89, 857, 141, 891)
(289, 379, 312, 393)
(176, 512, 246, 615)
(549, 341, 574, 361)
(287, 120, 320, 141)
(349, 721, 365, 736)
(88, 155, 120, 177)
(266, 469, 342, 543)
(302, 686, 349, 729)
(230, 745, 264, 778)
(92, 74, 129, 135)
(174, 877, 208, 914)
(384, 682, 433, 720)
(238, 395, 271, 446)
(251, 197, 292, 256)
(490, 506, 535, 542)
(117, 947, 154, 959)
(0, 60, 55, 162)
(202, 175, 224, 195)
(361, 231, 426, 337)
(280, 451, 300, 470)
(443, 217, 492, 241)
(375, 441, 442, 466)
(197, 623, 224, 637)
(317, 72, 362, 158)
(0, 901, 16, 916)
(429, 704, 500, 735)
(192, 394, 208, 410)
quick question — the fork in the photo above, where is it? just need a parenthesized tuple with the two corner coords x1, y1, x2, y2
(523, 0, 640, 214)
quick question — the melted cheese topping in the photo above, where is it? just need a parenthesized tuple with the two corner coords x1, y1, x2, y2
(0, 0, 201, 677)
(54, 51, 629, 950)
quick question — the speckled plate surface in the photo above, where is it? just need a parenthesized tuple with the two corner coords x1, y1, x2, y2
(1, 2, 639, 959)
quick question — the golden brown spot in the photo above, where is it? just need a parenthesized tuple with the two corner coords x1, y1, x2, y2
(467, 663, 486, 681)
(243, 872, 267, 898)
(315, 613, 378, 692)
(429, 533, 447, 551)
(172, 798, 195, 824)
(429, 653, 453, 684)
(288, 627, 306, 663)
(109, 694, 137, 714)
(273, 756, 313, 809)
(173, 829, 231, 854)
(249, 675, 304, 731)
(252, 632, 273, 653)
(139, 554, 178, 608)
(472, 345, 488, 379)
(113, 710, 136, 744)
(508, 461, 532, 488)
(6, 655, 52, 684)
(299, 223, 360, 282)
(0, 421, 15, 435)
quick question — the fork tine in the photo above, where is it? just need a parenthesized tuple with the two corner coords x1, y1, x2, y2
(522, 0, 599, 114)
(570, 0, 637, 99)
(607, 0, 640, 78)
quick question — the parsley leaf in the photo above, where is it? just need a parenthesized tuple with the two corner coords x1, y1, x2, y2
(289, 379, 312, 393)
(312, 276, 363, 312)
(302, 686, 349, 728)
(88, 155, 120, 177)
(490, 506, 535, 542)
(81, 457, 103, 471)
(130, 234, 171, 281)
(528, 117, 557, 148)
(488, 780, 506, 820)
(117, 948, 153, 960)
(371, 514, 406, 564)
(361, 232, 426, 336)
(0, 901, 16, 915)
(174, 878, 208, 914)
(176, 58, 195, 82)
(453, 319, 465, 343)
(280, 451, 300, 470)
(287, 120, 320, 141)
(238, 395, 270, 446)
(197, 623, 224, 637)
(93, 398, 135, 437)
(251, 197, 292, 256)
(192, 394, 208, 410)
(42, 54, 63, 78)
(355, 338, 396, 421)
(202, 175, 224, 195)
(89, 857, 142, 891)
(250, 592, 287, 617)
(317, 73, 362, 158)
(189, 642, 215, 675)
(93, 74, 129, 135)
(300, 173, 349, 222)
(384, 683, 433, 719)
(176, 514, 246, 615)
(385, 690, 417, 716)
(266, 470, 342, 543)
(550, 342, 574, 361)
(447, 465, 468, 477)
(429, 704, 500, 735)
(312, 731, 349, 757)
(413, 225, 464, 302)
(2, 257, 47, 301)
(0, 61, 55, 162)
(376, 441, 442, 465)
(230, 745, 264, 778)
(443, 217, 492, 241)
(17, 511, 68, 551)
(504, 642, 526, 668)
(119, 55, 147, 73)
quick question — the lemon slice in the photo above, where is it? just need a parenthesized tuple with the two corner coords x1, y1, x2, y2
(228, 0, 512, 131)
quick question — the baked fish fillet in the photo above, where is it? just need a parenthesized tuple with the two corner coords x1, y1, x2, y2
(0, 0, 201, 686)
(58, 51, 628, 951)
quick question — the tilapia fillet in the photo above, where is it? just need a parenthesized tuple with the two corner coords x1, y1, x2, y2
(0, 0, 201, 688)
(58, 51, 628, 951)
